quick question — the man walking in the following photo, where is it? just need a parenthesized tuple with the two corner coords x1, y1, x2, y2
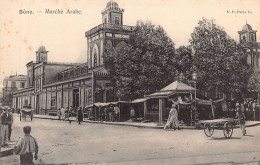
(60, 107, 66, 120)
(8, 107, 13, 141)
(114, 105, 120, 122)
(1, 106, 12, 146)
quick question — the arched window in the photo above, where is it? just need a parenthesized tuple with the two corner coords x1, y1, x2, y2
(243, 36, 246, 42)
(92, 44, 99, 67)
(115, 41, 127, 52)
(88, 48, 91, 68)
(251, 34, 255, 42)
(94, 49, 97, 67)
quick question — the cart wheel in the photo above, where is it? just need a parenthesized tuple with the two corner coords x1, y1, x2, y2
(223, 122, 233, 138)
(204, 123, 214, 137)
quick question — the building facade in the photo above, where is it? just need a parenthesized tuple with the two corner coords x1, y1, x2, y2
(12, 1, 135, 114)
(2, 75, 27, 106)
(3, 75, 27, 96)
(238, 23, 260, 69)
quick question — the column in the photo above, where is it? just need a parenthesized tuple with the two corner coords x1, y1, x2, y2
(144, 100, 147, 119)
(158, 98, 163, 125)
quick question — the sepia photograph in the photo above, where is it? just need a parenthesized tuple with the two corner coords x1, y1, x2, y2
(0, 0, 260, 164)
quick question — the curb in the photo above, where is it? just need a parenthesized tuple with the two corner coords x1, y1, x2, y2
(246, 122, 260, 127)
(32, 116, 198, 129)
(0, 148, 13, 158)
(16, 114, 260, 129)
(33, 116, 165, 129)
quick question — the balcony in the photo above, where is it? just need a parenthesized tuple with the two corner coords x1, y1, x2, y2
(85, 23, 136, 37)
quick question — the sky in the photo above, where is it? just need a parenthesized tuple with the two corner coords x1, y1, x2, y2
(0, 0, 260, 88)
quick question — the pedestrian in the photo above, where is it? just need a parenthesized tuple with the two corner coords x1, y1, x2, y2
(164, 104, 174, 130)
(77, 107, 84, 124)
(114, 105, 120, 122)
(104, 107, 109, 121)
(109, 105, 114, 122)
(1, 106, 12, 147)
(68, 106, 72, 124)
(60, 107, 66, 120)
(8, 107, 13, 142)
(164, 104, 180, 130)
(130, 107, 135, 121)
(235, 103, 246, 135)
(98, 106, 103, 122)
(14, 126, 39, 165)
(57, 108, 62, 120)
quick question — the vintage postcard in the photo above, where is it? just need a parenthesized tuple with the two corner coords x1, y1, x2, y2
(0, 0, 260, 164)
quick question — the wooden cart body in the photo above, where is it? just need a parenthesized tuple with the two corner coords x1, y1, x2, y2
(200, 118, 238, 138)
(20, 108, 33, 121)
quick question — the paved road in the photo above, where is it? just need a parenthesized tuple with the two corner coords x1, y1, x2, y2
(0, 116, 260, 165)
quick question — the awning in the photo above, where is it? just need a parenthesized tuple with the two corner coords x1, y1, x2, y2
(131, 98, 149, 103)
(85, 101, 129, 109)
(145, 81, 196, 98)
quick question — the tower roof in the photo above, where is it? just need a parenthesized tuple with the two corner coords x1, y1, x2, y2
(38, 45, 46, 52)
(242, 24, 253, 31)
(106, 0, 119, 9)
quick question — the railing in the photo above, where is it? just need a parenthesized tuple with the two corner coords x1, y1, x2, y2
(85, 23, 136, 36)
(57, 64, 89, 81)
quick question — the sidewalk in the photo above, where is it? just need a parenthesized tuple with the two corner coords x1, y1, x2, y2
(0, 141, 16, 158)
(14, 113, 260, 129)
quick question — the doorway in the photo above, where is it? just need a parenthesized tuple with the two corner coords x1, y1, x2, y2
(73, 89, 79, 109)
(36, 95, 39, 114)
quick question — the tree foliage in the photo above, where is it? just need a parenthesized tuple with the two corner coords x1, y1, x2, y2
(190, 18, 252, 94)
(104, 20, 177, 100)
(0, 93, 13, 106)
(175, 46, 193, 84)
(248, 72, 260, 92)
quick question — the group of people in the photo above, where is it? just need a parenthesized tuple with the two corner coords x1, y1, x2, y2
(97, 105, 120, 122)
(56, 106, 84, 124)
(0, 106, 13, 147)
(1, 106, 38, 165)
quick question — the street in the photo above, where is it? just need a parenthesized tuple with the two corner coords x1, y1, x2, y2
(0, 116, 260, 165)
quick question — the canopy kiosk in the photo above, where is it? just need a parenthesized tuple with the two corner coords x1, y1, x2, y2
(85, 101, 129, 121)
(145, 81, 196, 125)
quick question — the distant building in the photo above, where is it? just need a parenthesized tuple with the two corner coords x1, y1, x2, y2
(12, 1, 135, 114)
(3, 75, 27, 96)
(2, 75, 27, 106)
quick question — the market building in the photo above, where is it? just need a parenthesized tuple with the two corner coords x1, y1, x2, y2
(12, 0, 135, 114)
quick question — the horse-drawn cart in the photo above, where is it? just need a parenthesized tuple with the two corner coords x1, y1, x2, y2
(20, 108, 33, 121)
(200, 118, 238, 139)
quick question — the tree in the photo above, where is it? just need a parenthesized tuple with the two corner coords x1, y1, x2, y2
(104, 20, 177, 100)
(1, 93, 13, 106)
(175, 46, 193, 84)
(190, 18, 252, 96)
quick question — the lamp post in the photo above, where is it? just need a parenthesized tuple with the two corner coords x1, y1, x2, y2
(192, 72, 197, 123)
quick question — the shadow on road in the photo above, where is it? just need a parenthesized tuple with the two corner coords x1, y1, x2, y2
(209, 137, 241, 140)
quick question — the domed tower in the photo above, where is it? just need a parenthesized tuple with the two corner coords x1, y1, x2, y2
(238, 23, 257, 43)
(102, 0, 124, 25)
(238, 23, 259, 69)
(85, 0, 135, 69)
(36, 45, 48, 63)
